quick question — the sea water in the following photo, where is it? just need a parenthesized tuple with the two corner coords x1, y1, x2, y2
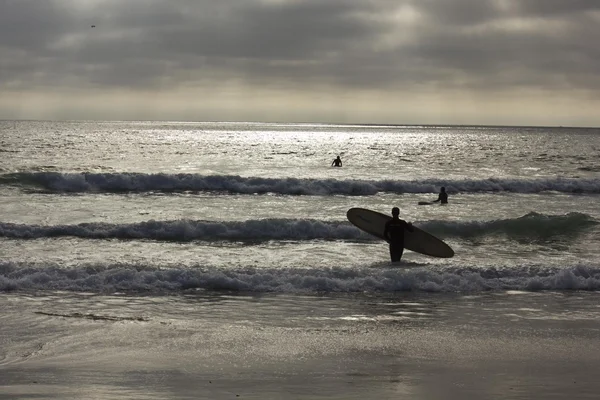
(1, 121, 600, 399)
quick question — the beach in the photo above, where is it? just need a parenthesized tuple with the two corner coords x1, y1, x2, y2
(2, 291, 600, 399)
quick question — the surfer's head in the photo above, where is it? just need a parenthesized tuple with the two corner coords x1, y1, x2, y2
(391, 207, 399, 216)
(441, 186, 446, 192)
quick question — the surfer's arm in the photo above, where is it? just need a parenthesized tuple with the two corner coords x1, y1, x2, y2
(383, 222, 391, 241)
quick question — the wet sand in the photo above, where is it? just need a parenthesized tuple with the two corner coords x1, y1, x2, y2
(1, 291, 599, 399)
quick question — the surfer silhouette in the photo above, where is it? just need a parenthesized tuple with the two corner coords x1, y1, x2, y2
(432, 187, 448, 204)
(331, 155, 342, 167)
(383, 207, 414, 262)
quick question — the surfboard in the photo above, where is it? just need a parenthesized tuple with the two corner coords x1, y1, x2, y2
(418, 201, 432, 205)
(346, 207, 454, 258)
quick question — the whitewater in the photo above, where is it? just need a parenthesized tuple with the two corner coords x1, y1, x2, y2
(2, 120, 600, 399)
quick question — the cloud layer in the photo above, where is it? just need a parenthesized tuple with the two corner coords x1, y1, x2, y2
(1, 0, 599, 125)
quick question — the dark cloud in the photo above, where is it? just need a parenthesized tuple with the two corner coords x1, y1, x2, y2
(514, 0, 600, 16)
(1, 0, 393, 89)
(415, 0, 503, 26)
(1, 0, 599, 119)
(0, 1, 75, 50)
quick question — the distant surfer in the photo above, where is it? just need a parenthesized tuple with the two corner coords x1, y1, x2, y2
(383, 207, 414, 262)
(419, 187, 448, 205)
(331, 155, 342, 167)
(432, 187, 448, 204)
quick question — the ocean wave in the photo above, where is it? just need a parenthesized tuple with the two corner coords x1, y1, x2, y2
(421, 212, 598, 240)
(2, 172, 600, 195)
(0, 219, 367, 242)
(0, 212, 595, 242)
(2, 262, 600, 293)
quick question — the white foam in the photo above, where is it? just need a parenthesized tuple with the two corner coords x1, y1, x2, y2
(2, 262, 600, 293)
(0, 212, 595, 242)
(4, 172, 600, 195)
(0, 219, 369, 241)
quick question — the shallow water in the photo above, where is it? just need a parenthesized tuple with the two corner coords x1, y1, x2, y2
(2, 291, 600, 399)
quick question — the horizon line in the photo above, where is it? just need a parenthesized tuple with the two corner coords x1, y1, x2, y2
(1, 118, 598, 130)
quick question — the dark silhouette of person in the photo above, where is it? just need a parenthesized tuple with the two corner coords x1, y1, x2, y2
(383, 207, 414, 262)
(432, 187, 448, 204)
(331, 155, 342, 167)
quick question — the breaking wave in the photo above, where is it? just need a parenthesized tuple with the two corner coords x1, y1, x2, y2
(0, 212, 595, 242)
(421, 212, 597, 240)
(1, 261, 600, 293)
(2, 172, 600, 195)
(0, 219, 366, 242)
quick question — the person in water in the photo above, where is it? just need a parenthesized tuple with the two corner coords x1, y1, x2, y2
(331, 155, 342, 167)
(432, 186, 448, 204)
(383, 207, 414, 262)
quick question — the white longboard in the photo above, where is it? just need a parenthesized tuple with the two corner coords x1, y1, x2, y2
(346, 207, 454, 258)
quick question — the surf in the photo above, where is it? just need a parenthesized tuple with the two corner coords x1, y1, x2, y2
(2, 261, 600, 293)
(0, 212, 595, 243)
(3, 172, 600, 195)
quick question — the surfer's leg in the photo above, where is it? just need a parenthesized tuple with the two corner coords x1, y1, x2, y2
(389, 244, 404, 262)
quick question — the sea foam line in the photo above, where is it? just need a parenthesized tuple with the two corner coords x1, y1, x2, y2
(0, 212, 595, 242)
(1, 262, 600, 293)
(2, 172, 600, 194)
(0, 219, 367, 241)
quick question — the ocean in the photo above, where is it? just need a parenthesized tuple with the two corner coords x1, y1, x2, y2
(1, 120, 600, 399)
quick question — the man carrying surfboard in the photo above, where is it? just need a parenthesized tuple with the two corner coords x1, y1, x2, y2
(347, 208, 454, 258)
(383, 207, 414, 262)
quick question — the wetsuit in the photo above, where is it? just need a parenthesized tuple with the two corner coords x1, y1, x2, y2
(383, 218, 413, 262)
(332, 157, 342, 167)
(434, 191, 448, 204)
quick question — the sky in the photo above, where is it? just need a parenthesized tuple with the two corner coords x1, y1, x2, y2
(1, 0, 599, 126)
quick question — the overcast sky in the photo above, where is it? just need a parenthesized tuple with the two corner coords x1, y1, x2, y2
(1, 0, 599, 126)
